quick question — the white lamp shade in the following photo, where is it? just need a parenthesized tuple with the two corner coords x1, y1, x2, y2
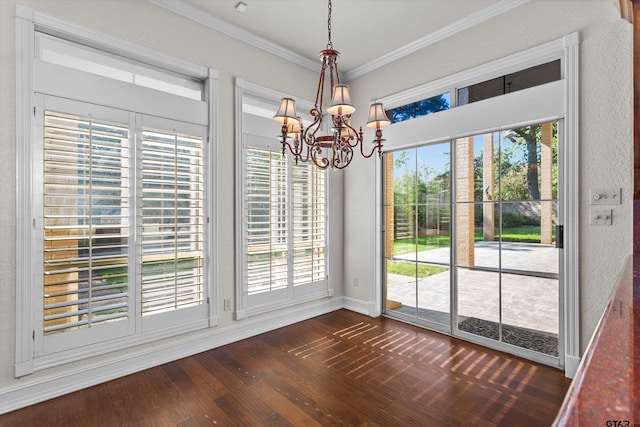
(366, 103, 391, 128)
(274, 98, 298, 124)
(327, 85, 356, 116)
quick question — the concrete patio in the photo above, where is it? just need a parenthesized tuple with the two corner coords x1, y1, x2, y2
(387, 241, 559, 336)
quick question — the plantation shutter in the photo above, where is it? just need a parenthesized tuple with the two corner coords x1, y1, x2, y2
(245, 146, 288, 295)
(292, 162, 326, 286)
(242, 137, 327, 311)
(43, 109, 130, 338)
(140, 123, 205, 316)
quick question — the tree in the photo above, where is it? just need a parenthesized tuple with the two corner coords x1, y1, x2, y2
(388, 95, 449, 123)
(505, 126, 541, 200)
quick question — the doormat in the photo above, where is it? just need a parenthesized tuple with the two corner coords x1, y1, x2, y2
(458, 317, 558, 357)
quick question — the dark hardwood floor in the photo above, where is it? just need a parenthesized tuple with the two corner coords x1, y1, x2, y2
(0, 309, 571, 426)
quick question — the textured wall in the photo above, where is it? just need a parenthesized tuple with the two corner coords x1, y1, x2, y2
(344, 0, 633, 356)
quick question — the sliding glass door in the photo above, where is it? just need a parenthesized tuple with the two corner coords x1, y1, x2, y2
(383, 120, 560, 364)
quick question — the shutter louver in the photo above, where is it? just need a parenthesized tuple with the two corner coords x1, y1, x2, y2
(43, 111, 129, 334)
(246, 148, 288, 295)
(141, 129, 204, 314)
(292, 162, 326, 286)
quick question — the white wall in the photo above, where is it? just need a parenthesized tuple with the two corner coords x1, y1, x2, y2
(343, 0, 633, 355)
(0, 0, 345, 411)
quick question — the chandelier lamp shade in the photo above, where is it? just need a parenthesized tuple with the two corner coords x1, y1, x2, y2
(273, 0, 391, 170)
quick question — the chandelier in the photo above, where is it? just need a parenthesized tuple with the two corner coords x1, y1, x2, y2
(273, 0, 391, 170)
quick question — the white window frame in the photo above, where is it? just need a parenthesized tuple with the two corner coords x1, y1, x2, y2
(15, 5, 218, 376)
(234, 79, 332, 320)
(370, 33, 580, 377)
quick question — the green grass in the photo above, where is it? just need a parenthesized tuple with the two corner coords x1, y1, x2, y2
(499, 225, 555, 243)
(393, 226, 555, 254)
(386, 260, 448, 278)
(394, 235, 451, 255)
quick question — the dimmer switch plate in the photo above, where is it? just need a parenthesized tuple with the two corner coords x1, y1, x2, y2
(591, 188, 621, 205)
(591, 208, 612, 226)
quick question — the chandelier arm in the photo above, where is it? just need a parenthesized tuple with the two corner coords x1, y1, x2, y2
(310, 146, 330, 170)
(343, 121, 361, 147)
(315, 61, 327, 112)
(333, 58, 341, 85)
(295, 143, 310, 164)
(303, 111, 322, 141)
(280, 137, 303, 158)
(329, 59, 336, 92)
(332, 143, 352, 169)
(359, 126, 384, 159)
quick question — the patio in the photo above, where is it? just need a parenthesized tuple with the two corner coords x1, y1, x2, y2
(387, 241, 559, 336)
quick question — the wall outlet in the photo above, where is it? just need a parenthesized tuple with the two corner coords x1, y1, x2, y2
(223, 298, 232, 311)
(353, 277, 359, 287)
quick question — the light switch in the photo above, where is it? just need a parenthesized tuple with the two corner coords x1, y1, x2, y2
(591, 188, 621, 205)
(591, 208, 612, 225)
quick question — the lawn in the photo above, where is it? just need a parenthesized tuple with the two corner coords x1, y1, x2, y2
(387, 260, 448, 278)
(393, 225, 554, 255)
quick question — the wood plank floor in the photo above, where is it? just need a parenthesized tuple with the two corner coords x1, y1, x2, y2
(0, 309, 571, 426)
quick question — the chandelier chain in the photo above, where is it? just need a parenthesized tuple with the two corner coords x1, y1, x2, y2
(327, 0, 333, 49)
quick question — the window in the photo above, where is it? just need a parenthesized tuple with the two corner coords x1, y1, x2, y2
(240, 140, 328, 315)
(17, 26, 215, 371)
(457, 60, 561, 106)
(244, 146, 326, 294)
(235, 83, 330, 319)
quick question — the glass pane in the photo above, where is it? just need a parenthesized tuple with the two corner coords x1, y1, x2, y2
(393, 149, 416, 205)
(393, 205, 417, 260)
(292, 162, 327, 287)
(141, 128, 204, 315)
(386, 93, 450, 124)
(458, 60, 560, 106)
(453, 122, 560, 357)
(416, 203, 450, 325)
(497, 121, 559, 355)
(455, 134, 497, 203)
(384, 142, 452, 325)
(500, 175, 559, 354)
(385, 259, 417, 317)
(43, 110, 129, 335)
(506, 60, 561, 93)
(457, 76, 503, 106)
(456, 201, 500, 339)
(417, 144, 450, 204)
(473, 202, 500, 270)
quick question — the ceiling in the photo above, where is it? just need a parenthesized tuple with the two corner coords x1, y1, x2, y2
(151, 0, 528, 79)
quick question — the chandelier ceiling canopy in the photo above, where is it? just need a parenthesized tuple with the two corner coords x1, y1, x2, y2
(274, 0, 391, 170)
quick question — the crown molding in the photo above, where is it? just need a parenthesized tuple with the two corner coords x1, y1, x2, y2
(343, 0, 530, 81)
(148, 0, 528, 81)
(147, 0, 320, 73)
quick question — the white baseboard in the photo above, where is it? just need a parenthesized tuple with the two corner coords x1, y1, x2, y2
(0, 296, 346, 415)
(342, 297, 373, 316)
(564, 354, 581, 378)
